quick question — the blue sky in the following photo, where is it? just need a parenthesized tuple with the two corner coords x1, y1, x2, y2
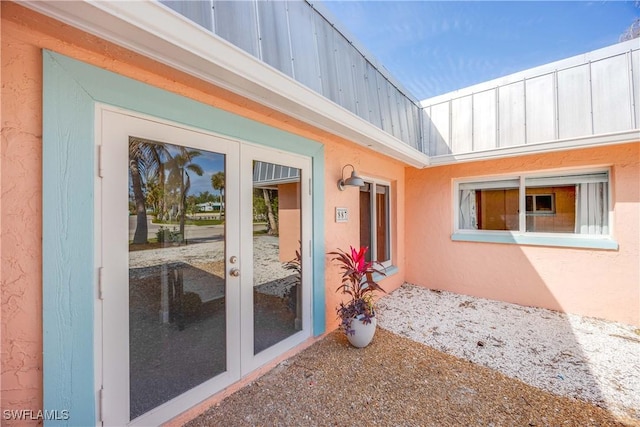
(163, 144, 225, 196)
(189, 155, 224, 197)
(322, 1, 639, 100)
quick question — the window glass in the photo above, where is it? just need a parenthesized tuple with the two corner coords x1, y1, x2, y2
(458, 180, 519, 231)
(359, 183, 372, 262)
(574, 181, 608, 235)
(375, 184, 390, 263)
(360, 180, 391, 265)
(525, 187, 573, 233)
(457, 171, 609, 236)
(525, 173, 608, 235)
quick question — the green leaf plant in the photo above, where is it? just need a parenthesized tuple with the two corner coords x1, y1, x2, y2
(329, 246, 386, 336)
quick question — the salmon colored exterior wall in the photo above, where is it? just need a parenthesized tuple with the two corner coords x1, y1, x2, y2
(2, 7, 46, 418)
(1, 2, 637, 426)
(1, 3, 405, 424)
(323, 140, 407, 331)
(405, 142, 640, 327)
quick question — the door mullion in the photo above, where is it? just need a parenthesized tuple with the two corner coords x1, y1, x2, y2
(239, 148, 256, 376)
(225, 139, 243, 379)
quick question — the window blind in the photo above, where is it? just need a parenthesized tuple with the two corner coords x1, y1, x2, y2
(525, 172, 608, 187)
(459, 179, 519, 191)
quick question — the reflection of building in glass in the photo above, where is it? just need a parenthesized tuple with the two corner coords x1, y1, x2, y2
(196, 202, 223, 212)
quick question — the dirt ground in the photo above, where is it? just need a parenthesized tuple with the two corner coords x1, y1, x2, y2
(185, 328, 638, 427)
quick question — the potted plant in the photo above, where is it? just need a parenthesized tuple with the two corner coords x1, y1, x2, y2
(329, 246, 386, 348)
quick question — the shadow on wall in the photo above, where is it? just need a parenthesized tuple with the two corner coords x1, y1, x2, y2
(400, 149, 640, 421)
(421, 113, 452, 157)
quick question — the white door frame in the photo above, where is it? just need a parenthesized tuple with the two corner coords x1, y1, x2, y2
(96, 106, 312, 426)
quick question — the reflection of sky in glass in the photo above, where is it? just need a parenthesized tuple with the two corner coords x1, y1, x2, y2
(164, 144, 225, 196)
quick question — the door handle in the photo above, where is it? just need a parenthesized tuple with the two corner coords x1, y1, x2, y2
(229, 268, 240, 277)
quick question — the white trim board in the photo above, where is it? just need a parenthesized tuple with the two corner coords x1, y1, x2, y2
(428, 130, 639, 167)
(21, 0, 430, 168)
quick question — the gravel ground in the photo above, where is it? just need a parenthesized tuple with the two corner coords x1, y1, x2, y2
(185, 284, 640, 426)
(130, 235, 293, 290)
(377, 284, 640, 421)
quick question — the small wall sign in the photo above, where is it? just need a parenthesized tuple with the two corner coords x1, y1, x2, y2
(335, 207, 348, 223)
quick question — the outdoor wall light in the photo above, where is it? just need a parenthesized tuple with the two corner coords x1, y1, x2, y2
(337, 164, 365, 191)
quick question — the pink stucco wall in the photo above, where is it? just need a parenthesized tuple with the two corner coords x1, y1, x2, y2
(1, 8, 46, 416)
(1, 2, 407, 423)
(323, 140, 407, 330)
(405, 143, 640, 326)
(3, 3, 637, 426)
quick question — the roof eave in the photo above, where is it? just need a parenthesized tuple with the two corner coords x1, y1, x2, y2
(22, 0, 429, 168)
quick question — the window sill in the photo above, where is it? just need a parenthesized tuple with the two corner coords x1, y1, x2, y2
(373, 265, 399, 283)
(451, 232, 619, 250)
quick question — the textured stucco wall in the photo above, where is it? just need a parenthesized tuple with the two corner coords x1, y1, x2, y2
(1, 20, 45, 422)
(4, 3, 637, 426)
(405, 142, 640, 326)
(1, 2, 407, 423)
(323, 140, 406, 330)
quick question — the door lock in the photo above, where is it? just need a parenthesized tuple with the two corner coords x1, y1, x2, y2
(229, 268, 240, 277)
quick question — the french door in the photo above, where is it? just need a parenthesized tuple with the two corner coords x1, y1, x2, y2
(98, 108, 311, 426)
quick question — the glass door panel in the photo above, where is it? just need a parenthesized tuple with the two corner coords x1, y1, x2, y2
(101, 109, 310, 425)
(251, 161, 303, 354)
(128, 138, 227, 420)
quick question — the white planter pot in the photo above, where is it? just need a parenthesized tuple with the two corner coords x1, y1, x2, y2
(346, 315, 377, 348)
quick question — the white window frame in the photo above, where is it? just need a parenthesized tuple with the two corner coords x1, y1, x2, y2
(526, 194, 556, 215)
(452, 168, 617, 250)
(360, 177, 393, 268)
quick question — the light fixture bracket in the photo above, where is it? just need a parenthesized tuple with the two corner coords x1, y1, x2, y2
(338, 164, 365, 191)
